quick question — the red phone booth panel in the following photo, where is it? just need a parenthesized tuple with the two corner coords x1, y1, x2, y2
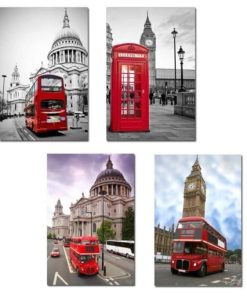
(111, 43, 149, 132)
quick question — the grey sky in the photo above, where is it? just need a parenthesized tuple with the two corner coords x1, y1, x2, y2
(0, 7, 88, 88)
(107, 7, 195, 69)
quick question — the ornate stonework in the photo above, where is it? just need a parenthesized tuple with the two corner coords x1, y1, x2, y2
(182, 157, 206, 218)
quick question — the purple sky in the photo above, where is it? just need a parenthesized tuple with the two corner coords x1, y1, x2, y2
(47, 154, 135, 226)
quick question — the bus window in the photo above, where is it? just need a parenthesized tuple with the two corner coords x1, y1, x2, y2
(41, 77, 62, 92)
(41, 100, 64, 109)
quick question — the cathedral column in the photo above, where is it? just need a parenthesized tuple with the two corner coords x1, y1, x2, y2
(71, 49, 74, 63)
(111, 184, 113, 196)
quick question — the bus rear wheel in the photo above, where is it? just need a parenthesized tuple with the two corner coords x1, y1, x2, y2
(221, 263, 225, 272)
(76, 267, 81, 277)
(197, 263, 207, 277)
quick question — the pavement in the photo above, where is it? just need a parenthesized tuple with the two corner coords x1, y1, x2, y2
(107, 102, 196, 141)
(98, 256, 130, 280)
(0, 118, 21, 141)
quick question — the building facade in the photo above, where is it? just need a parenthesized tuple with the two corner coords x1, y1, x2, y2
(52, 199, 70, 239)
(140, 13, 156, 89)
(155, 224, 174, 256)
(156, 68, 196, 91)
(7, 65, 29, 116)
(182, 156, 206, 218)
(69, 157, 134, 239)
(30, 9, 88, 113)
(106, 23, 113, 89)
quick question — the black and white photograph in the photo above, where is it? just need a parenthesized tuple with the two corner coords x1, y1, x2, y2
(0, 7, 88, 141)
(107, 7, 196, 141)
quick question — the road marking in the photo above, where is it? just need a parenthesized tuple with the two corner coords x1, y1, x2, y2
(28, 134, 36, 140)
(63, 246, 75, 273)
(211, 280, 221, 284)
(53, 272, 69, 286)
(199, 284, 208, 286)
(114, 281, 120, 285)
(223, 277, 231, 280)
(109, 282, 113, 285)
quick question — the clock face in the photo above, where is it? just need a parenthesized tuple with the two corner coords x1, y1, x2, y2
(145, 39, 153, 47)
(187, 182, 196, 190)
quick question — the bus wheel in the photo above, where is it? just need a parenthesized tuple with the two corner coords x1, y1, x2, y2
(197, 263, 207, 277)
(76, 268, 80, 277)
(171, 268, 178, 275)
(221, 263, 225, 272)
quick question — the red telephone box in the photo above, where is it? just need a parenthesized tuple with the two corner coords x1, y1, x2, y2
(110, 43, 149, 132)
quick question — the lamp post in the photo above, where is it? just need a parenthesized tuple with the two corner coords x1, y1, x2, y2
(99, 190, 107, 271)
(177, 46, 186, 92)
(171, 28, 178, 93)
(1, 75, 7, 118)
(86, 208, 93, 236)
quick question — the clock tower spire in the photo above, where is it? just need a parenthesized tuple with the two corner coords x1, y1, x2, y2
(140, 12, 156, 89)
(182, 156, 206, 218)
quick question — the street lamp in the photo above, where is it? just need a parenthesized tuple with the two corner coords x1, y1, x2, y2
(99, 190, 107, 271)
(86, 208, 93, 236)
(171, 28, 178, 93)
(177, 46, 186, 92)
(1, 75, 7, 118)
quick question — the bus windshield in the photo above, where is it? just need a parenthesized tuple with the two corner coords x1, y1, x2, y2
(41, 77, 62, 92)
(173, 242, 207, 254)
(79, 255, 95, 263)
(41, 100, 64, 109)
(177, 221, 202, 229)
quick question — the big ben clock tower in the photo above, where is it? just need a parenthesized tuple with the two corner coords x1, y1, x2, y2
(182, 157, 206, 218)
(140, 12, 156, 89)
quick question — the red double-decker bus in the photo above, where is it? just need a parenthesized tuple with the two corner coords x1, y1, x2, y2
(171, 216, 227, 277)
(25, 74, 67, 133)
(69, 236, 100, 276)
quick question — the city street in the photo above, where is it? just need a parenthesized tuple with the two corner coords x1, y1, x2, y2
(107, 102, 196, 141)
(155, 263, 242, 287)
(47, 240, 135, 286)
(0, 116, 88, 141)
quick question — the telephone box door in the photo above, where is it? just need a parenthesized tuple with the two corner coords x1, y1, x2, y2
(111, 43, 149, 132)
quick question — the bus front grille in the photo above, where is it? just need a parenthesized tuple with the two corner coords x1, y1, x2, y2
(176, 259, 189, 270)
(86, 267, 96, 274)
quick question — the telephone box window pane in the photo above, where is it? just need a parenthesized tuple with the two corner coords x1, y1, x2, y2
(120, 64, 143, 118)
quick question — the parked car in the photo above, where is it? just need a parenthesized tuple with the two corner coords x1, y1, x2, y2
(51, 247, 60, 257)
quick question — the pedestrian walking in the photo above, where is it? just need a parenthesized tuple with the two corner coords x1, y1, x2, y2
(149, 90, 153, 105)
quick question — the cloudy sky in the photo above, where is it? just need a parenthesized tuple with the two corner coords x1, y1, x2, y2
(155, 155, 242, 250)
(0, 7, 88, 87)
(107, 7, 195, 69)
(47, 154, 135, 226)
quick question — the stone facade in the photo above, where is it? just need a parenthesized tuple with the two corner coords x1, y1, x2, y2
(52, 199, 70, 239)
(106, 23, 113, 89)
(69, 157, 134, 239)
(182, 157, 206, 218)
(140, 13, 156, 89)
(155, 224, 175, 256)
(7, 65, 29, 116)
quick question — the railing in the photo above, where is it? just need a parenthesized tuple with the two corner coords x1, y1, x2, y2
(174, 91, 196, 118)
